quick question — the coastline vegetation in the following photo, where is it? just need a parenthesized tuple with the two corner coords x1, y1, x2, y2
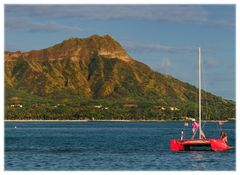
(5, 98, 235, 121)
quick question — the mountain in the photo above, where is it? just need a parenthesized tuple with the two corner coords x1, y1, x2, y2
(4, 34, 200, 100)
(4, 34, 235, 120)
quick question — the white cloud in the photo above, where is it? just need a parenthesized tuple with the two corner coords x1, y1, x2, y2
(208, 19, 235, 29)
(6, 5, 209, 23)
(124, 41, 195, 54)
(205, 57, 218, 68)
(158, 58, 172, 68)
(5, 5, 235, 32)
(5, 17, 82, 33)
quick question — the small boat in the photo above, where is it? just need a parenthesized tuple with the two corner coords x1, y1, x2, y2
(170, 138, 231, 151)
(170, 48, 231, 152)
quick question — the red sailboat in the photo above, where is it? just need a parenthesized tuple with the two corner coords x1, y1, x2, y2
(170, 48, 231, 152)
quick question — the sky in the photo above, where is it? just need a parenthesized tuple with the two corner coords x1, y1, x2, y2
(4, 5, 236, 100)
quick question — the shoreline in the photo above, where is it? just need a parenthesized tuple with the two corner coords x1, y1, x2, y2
(4, 119, 232, 122)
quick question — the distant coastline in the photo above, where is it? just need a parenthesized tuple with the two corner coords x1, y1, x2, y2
(4, 119, 233, 122)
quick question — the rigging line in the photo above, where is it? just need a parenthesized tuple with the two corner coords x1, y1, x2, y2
(191, 126, 199, 139)
(204, 49, 222, 133)
(202, 48, 219, 133)
(201, 50, 208, 130)
(214, 120, 222, 133)
(205, 49, 211, 123)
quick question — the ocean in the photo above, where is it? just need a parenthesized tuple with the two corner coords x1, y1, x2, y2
(4, 121, 235, 170)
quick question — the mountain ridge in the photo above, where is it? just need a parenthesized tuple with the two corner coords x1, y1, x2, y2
(5, 34, 133, 62)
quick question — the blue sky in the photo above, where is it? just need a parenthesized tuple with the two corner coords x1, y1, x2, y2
(4, 5, 236, 100)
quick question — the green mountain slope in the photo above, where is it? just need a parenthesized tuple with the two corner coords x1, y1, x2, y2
(4, 34, 235, 120)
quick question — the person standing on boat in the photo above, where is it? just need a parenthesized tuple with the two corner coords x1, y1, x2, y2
(192, 119, 198, 134)
(220, 131, 228, 144)
(192, 119, 206, 139)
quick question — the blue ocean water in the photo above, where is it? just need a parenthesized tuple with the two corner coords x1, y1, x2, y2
(5, 121, 235, 170)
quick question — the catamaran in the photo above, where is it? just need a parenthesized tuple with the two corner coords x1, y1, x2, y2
(170, 48, 231, 152)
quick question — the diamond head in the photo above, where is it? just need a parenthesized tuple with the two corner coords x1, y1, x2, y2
(4, 34, 235, 120)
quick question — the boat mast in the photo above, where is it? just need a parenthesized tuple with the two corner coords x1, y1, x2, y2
(198, 47, 202, 139)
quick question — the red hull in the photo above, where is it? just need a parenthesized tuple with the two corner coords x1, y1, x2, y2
(170, 138, 230, 151)
(209, 139, 231, 151)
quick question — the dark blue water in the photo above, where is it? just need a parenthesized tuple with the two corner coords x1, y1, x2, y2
(5, 121, 235, 170)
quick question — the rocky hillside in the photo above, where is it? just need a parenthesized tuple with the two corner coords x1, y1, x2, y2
(4, 34, 235, 119)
